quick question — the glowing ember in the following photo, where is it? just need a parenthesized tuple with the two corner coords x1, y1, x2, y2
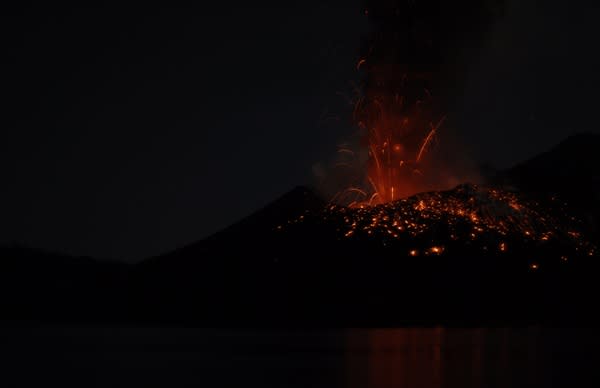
(278, 184, 597, 261)
(344, 86, 447, 206)
(530, 263, 539, 270)
(428, 246, 444, 255)
(499, 242, 507, 252)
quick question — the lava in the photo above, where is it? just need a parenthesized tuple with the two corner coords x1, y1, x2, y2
(342, 84, 447, 206)
(332, 1, 504, 206)
(278, 184, 597, 260)
(306, 4, 596, 263)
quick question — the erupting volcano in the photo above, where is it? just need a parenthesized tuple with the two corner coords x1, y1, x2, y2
(3, 1, 600, 328)
(311, 0, 599, 262)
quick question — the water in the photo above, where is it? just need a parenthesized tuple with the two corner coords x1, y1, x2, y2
(2, 326, 598, 387)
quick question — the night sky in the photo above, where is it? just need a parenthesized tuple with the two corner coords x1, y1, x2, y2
(3, 1, 599, 261)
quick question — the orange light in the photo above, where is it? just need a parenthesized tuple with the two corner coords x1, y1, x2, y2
(325, 185, 594, 261)
(429, 246, 444, 255)
(356, 59, 366, 70)
(338, 78, 448, 206)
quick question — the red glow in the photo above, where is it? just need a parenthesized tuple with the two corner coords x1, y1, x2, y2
(334, 63, 448, 206)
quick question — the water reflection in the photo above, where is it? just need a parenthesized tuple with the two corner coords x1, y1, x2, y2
(346, 327, 545, 388)
(2, 326, 598, 387)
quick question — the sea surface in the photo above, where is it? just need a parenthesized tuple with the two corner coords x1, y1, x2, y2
(2, 326, 599, 387)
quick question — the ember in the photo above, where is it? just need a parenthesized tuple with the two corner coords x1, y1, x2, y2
(333, 74, 448, 207)
(352, 86, 447, 205)
(278, 184, 597, 260)
(303, 3, 598, 265)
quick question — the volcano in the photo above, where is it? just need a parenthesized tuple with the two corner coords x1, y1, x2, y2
(1, 134, 600, 326)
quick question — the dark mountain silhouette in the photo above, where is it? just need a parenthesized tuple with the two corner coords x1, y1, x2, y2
(496, 132, 600, 235)
(498, 133, 600, 198)
(0, 245, 129, 323)
(1, 134, 599, 326)
(141, 185, 325, 268)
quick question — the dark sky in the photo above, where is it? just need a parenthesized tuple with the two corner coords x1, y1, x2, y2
(2, 1, 599, 261)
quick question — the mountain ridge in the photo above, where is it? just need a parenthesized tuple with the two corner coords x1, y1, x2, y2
(2, 133, 600, 326)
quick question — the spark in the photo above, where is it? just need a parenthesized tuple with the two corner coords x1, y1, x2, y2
(356, 58, 366, 70)
(335, 74, 455, 207)
(416, 116, 446, 163)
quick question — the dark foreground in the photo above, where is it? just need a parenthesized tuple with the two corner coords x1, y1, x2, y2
(2, 326, 599, 388)
(2, 242, 600, 326)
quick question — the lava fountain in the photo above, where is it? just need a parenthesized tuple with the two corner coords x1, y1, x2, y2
(330, 1, 507, 207)
(353, 67, 447, 205)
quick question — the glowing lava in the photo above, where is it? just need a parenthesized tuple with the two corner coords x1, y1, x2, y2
(279, 184, 597, 260)
(333, 65, 449, 207)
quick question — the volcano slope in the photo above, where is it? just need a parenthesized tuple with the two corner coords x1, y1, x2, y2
(132, 135, 600, 326)
(2, 134, 599, 326)
(130, 177, 598, 326)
